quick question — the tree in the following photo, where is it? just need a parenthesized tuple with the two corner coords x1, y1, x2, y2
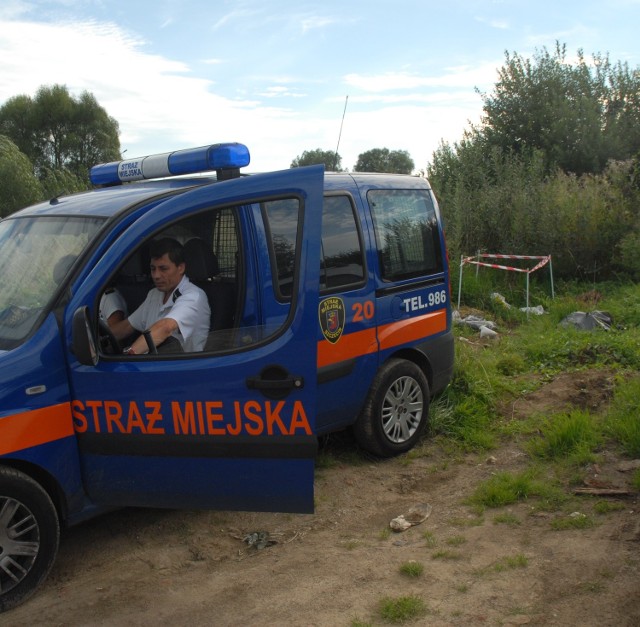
(354, 148, 414, 174)
(291, 148, 343, 171)
(0, 135, 42, 217)
(0, 84, 121, 181)
(479, 43, 640, 175)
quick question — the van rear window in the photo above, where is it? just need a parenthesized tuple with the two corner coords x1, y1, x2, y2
(368, 189, 443, 281)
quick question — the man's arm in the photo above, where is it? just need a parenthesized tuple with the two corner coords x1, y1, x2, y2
(125, 317, 178, 354)
(110, 318, 135, 341)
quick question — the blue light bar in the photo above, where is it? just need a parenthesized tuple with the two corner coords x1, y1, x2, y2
(90, 143, 250, 186)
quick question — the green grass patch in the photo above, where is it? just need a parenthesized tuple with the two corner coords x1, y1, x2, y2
(469, 470, 564, 509)
(632, 469, 640, 491)
(378, 595, 427, 624)
(399, 561, 424, 578)
(528, 410, 602, 465)
(550, 512, 596, 530)
(604, 376, 640, 457)
(423, 531, 437, 548)
(446, 534, 467, 546)
(594, 500, 626, 514)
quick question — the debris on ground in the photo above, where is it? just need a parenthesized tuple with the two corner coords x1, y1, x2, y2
(242, 531, 277, 550)
(389, 503, 433, 532)
(492, 292, 545, 315)
(453, 310, 498, 338)
(560, 310, 613, 331)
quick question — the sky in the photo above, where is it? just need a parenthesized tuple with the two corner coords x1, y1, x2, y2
(1, 0, 640, 174)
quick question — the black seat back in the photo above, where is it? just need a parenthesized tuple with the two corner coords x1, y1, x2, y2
(183, 238, 236, 331)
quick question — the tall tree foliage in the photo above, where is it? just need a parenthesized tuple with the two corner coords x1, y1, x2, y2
(291, 148, 343, 171)
(0, 84, 121, 182)
(354, 148, 414, 174)
(427, 44, 640, 281)
(479, 43, 640, 176)
(0, 135, 42, 217)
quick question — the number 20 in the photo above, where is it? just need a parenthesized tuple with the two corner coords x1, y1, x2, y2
(352, 301, 374, 322)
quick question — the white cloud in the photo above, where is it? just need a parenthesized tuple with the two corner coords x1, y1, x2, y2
(343, 63, 501, 93)
(475, 16, 510, 29)
(0, 16, 487, 172)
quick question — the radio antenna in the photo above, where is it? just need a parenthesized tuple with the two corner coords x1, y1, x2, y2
(333, 95, 348, 171)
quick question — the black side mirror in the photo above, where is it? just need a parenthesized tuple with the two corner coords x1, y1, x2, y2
(72, 306, 98, 366)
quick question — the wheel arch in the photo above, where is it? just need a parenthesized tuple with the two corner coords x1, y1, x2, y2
(0, 459, 68, 525)
(385, 347, 433, 395)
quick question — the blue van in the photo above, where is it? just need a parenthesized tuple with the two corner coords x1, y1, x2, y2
(0, 143, 453, 610)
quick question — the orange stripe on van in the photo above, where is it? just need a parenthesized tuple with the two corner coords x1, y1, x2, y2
(317, 309, 448, 369)
(0, 403, 74, 456)
(317, 327, 378, 369)
(378, 309, 447, 351)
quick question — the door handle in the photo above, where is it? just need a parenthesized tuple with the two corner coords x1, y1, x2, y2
(246, 365, 304, 399)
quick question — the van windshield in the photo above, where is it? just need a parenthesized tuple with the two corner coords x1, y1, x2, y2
(0, 215, 104, 349)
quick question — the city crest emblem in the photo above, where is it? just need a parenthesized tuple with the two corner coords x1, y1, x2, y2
(319, 297, 345, 344)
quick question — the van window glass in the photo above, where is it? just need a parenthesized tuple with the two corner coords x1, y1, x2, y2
(320, 195, 365, 291)
(0, 215, 104, 350)
(262, 199, 299, 298)
(368, 189, 443, 281)
(105, 199, 304, 358)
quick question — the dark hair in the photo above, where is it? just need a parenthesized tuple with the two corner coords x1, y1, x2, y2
(150, 237, 184, 265)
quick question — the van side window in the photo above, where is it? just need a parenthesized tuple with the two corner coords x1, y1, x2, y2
(320, 195, 365, 292)
(368, 189, 443, 281)
(264, 195, 365, 297)
(262, 199, 299, 298)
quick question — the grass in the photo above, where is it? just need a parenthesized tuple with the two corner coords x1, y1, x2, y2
(528, 409, 602, 465)
(378, 595, 428, 623)
(469, 470, 565, 510)
(337, 282, 640, 625)
(399, 561, 424, 578)
(550, 512, 596, 530)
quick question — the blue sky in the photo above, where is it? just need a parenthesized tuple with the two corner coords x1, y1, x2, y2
(1, 0, 639, 173)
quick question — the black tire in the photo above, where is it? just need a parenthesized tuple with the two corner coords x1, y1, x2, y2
(0, 467, 60, 613)
(353, 359, 430, 457)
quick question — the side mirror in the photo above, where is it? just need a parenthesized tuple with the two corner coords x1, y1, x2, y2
(72, 306, 98, 366)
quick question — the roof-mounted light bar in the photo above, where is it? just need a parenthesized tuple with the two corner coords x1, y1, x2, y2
(90, 142, 250, 186)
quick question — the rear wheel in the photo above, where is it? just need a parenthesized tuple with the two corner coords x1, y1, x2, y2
(0, 467, 59, 612)
(353, 359, 430, 457)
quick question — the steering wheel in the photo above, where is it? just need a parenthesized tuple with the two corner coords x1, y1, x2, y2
(98, 319, 121, 354)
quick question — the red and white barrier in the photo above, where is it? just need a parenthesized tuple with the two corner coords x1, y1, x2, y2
(457, 253, 554, 312)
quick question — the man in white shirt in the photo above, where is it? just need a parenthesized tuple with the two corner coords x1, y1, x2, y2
(111, 238, 210, 354)
(100, 288, 128, 328)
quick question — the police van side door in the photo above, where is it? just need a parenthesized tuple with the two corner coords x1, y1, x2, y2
(66, 166, 323, 514)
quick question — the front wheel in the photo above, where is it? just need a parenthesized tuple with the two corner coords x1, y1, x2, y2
(353, 359, 430, 457)
(0, 467, 60, 613)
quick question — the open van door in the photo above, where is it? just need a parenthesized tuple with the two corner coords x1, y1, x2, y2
(66, 166, 324, 513)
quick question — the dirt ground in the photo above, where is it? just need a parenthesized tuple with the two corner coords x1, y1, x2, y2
(6, 369, 640, 626)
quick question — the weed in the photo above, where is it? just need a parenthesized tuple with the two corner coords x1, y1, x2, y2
(378, 595, 427, 623)
(594, 500, 626, 514)
(399, 561, 424, 578)
(604, 376, 640, 457)
(633, 469, 640, 491)
(446, 535, 467, 546)
(423, 531, 437, 548)
(379, 526, 391, 540)
(528, 410, 601, 464)
(551, 512, 596, 530)
(469, 470, 563, 509)
(493, 512, 521, 526)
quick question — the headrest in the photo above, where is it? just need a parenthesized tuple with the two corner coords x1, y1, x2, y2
(183, 238, 219, 280)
